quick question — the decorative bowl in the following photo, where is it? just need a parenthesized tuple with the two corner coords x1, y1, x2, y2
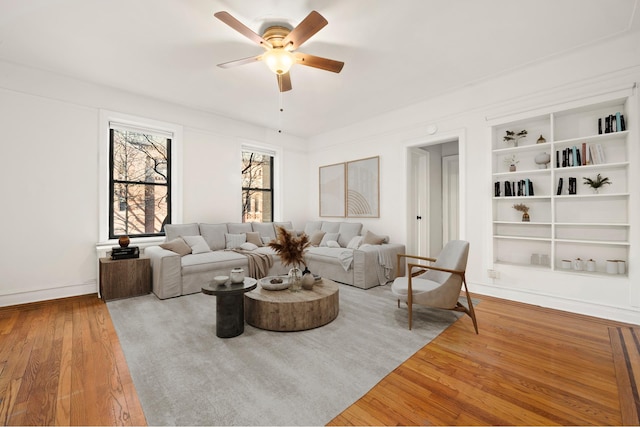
(213, 275, 229, 285)
(259, 276, 290, 291)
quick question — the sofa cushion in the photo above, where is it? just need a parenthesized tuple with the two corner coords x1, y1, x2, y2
(181, 251, 247, 275)
(308, 230, 326, 247)
(245, 231, 263, 247)
(347, 235, 363, 249)
(303, 221, 323, 235)
(338, 222, 363, 247)
(228, 222, 252, 234)
(182, 235, 211, 254)
(165, 223, 200, 241)
(199, 223, 228, 251)
(251, 222, 276, 241)
(321, 221, 340, 233)
(160, 237, 192, 256)
(274, 222, 295, 235)
(226, 233, 246, 249)
(320, 232, 340, 247)
(240, 242, 258, 251)
(362, 230, 386, 245)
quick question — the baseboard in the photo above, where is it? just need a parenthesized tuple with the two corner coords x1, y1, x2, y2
(472, 282, 640, 325)
(0, 282, 98, 307)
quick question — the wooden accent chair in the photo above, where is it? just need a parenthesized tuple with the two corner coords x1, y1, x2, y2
(391, 240, 478, 333)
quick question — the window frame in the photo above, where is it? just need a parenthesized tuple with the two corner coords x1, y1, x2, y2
(242, 150, 274, 222)
(108, 127, 172, 239)
(240, 143, 281, 223)
(99, 110, 182, 244)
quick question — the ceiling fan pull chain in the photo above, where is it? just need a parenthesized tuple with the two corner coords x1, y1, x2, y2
(278, 91, 284, 134)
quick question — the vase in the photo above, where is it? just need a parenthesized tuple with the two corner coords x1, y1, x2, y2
(522, 212, 530, 222)
(537, 135, 546, 144)
(534, 152, 551, 169)
(288, 267, 302, 292)
(301, 272, 315, 290)
(509, 164, 516, 172)
(118, 235, 130, 248)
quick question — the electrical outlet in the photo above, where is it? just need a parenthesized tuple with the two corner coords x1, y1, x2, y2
(487, 269, 500, 279)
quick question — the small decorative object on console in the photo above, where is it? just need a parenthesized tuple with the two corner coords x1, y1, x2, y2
(118, 235, 130, 248)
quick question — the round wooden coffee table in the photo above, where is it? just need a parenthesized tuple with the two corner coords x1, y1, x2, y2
(244, 278, 339, 331)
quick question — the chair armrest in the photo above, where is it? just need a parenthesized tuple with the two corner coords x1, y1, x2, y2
(407, 262, 464, 276)
(396, 253, 437, 278)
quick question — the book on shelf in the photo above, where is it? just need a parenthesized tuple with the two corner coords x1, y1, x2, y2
(581, 142, 587, 165)
(556, 177, 563, 195)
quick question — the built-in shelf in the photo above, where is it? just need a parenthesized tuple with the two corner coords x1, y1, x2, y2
(491, 95, 631, 274)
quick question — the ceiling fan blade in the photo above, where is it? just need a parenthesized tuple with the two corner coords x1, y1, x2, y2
(217, 55, 262, 68)
(294, 53, 344, 73)
(277, 73, 292, 92)
(282, 10, 328, 50)
(214, 11, 272, 49)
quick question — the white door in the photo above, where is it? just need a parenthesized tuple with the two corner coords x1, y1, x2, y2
(408, 148, 429, 256)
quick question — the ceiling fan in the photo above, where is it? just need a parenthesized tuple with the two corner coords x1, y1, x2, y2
(214, 10, 344, 92)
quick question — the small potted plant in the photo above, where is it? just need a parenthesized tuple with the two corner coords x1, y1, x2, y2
(504, 154, 519, 172)
(583, 173, 611, 194)
(503, 130, 528, 147)
(512, 203, 530, 222)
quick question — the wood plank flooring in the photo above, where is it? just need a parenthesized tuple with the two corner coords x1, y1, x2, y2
(330, 295, 637, 426)
(0, 293, 637, 426)
(0, 295, 145, 426)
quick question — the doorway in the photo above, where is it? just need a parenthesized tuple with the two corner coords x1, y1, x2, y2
(407, 138, 460, 257)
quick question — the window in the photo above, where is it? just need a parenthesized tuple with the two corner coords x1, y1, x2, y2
(242, 149, 274, 222)
(108, 122, 174, 238)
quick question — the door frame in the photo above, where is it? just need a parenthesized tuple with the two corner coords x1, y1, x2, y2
(404, 129, 466, 256)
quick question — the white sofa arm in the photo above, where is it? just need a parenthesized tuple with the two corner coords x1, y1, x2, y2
(354, 243, 406, 288)
(145, 246, 182, 299)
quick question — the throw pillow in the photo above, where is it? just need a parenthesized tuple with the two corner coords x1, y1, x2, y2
(338, 222, 363, 247)
(182, 235, 211, 254)
(160, 237, 192, 256)
(308, 230, 326, 247)
(320, 232, 340, 247)
(347, 235, 363, 249)
(240, 242, 258, 251)
(261, 236, 274, 245)
(225, 233, 247, 249)
(326, 240, 341, 248)
(245, 231, 263, 247)
(362, 230, 386, 245)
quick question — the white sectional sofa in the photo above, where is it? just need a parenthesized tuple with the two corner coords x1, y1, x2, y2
(145, 220, 405, 299)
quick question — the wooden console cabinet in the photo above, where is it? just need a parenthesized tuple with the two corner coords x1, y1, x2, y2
(99, 257, 151, 301)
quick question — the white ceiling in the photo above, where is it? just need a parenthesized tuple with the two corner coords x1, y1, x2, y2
(0, 0, 637, 138)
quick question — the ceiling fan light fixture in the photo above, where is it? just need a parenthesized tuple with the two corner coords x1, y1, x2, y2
(263, 48, 295, 75)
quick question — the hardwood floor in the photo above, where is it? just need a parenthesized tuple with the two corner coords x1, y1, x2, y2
(0, 293, 637, 426)
(0, 295, 145, 426)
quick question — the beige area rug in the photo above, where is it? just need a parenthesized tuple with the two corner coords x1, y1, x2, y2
(107, 283, 462, 426)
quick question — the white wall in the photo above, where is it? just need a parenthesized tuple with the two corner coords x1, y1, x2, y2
(0, 60, 307, 306)
(306, 30, 640, 323)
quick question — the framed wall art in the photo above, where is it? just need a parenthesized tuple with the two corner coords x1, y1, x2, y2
(319, 162, 346, 217)
(347, 156, 379, 218)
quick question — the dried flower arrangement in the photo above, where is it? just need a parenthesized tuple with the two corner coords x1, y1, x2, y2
(512, 203, 529, 213)
(268, 226, 310, 268)
(504, 154, 519, 166)
(503, 130, 528, 146)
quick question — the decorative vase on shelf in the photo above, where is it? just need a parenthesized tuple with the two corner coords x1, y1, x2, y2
(537, 135, 547, 144)
(522, 212, 530, 222)
(288, 266, 302, 292)
(509, 164, 516, 172)
(118, 235, 130, 248)
(534, 152, 551, 169)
